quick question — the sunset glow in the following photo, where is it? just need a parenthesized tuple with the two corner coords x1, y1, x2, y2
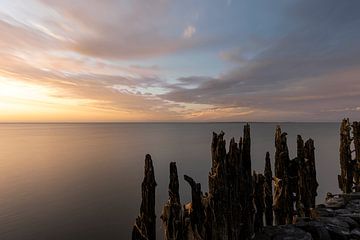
(0, 0, 359, 122)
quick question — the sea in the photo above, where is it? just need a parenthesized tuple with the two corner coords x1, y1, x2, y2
(0, 122, 341, 239)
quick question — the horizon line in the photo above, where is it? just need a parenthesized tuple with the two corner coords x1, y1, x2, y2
(0, 121, 342, 124)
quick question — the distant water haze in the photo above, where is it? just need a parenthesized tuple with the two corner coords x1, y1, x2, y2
(0, 123, 340, 239)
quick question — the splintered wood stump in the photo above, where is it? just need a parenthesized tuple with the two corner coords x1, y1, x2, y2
(304, 138, 318, 208)
(296, 136, 318, 217)
(296, 135, 308, 217)
(207, 124, 254, 239)
(264, 152, 273, 226)
(353, 121, 360, 191)
(253, 172, 265, 233)
(338, 118, 353, 193)
(161, 162, 183, 240)
(240, 124, 255, 239)
(132, 154, 157, 240)
(273, 126, 293, 225)
(183, 175, 206, 239)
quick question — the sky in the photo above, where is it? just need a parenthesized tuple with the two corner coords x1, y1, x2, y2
(0, 0, 359, 122)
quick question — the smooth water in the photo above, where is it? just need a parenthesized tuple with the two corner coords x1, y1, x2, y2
(0, 123, 340, 239)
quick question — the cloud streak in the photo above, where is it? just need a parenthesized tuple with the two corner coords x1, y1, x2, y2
(160, 0, 360, 121)
(0, 0, 359, 121)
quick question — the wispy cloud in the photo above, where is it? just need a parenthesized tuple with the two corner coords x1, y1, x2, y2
(183, 25, 196, 39)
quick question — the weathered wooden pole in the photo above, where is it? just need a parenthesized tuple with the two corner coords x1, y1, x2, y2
(253, 172, 265, 233)
(353, 121, 360, 191)
(273, 126, 293, 225)
(264, 152, 273, 226)
(183, 175, 206, 239)
(207, 125, 254, 239)
(296, 135, 307, 217)
(240, 124, 255, 238)
(161, 162, 183, 240)
(208, 131, 229, 240)
(304, 138, 318, 208)
(132, 154, 157, 240)
(338, 118, 353, 193)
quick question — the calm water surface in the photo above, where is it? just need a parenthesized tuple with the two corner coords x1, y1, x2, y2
(0, 123, 340, 239)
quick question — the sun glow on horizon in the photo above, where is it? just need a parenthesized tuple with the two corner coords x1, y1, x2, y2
(0, 77, 114, 122)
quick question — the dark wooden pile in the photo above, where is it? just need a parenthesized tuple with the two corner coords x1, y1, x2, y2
(338, 119, 360, 193)
(132, 154, 157, 240)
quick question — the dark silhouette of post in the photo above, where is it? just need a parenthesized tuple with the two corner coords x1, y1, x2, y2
(132, 154, 157, 240)
(161, 162, 183, 240)
(264, 152, 273, 226)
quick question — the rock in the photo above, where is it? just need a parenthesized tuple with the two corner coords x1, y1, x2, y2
(254, 225, 313, 240)
(339, 214, 360, 224)
(350, 228, 360, 240)
(325, 193, 346, 209)
(295, 220, 330, 240)
(336, 209, 353, 215)
(320, 217, 350, 240)
(338, 216, 359, 229)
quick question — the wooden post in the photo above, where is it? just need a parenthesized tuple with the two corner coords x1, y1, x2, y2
(161, 162, 183, 240)
(338, 118, 353, 193)
(184, 175, 206, 239)
(353, 121, 360, 191)
(132, 154, 157, 240)
(253, 172, 265, 232)
(273, 126, 293, 225)
(264, 152, 273, 226)
(304, 139, 318, 208)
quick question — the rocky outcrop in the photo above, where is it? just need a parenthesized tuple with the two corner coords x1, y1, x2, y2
(132, 154, 157, 240)
(255, 192, 360, 240)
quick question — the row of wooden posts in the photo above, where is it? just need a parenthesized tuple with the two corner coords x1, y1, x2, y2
(132, 119, 360, 240)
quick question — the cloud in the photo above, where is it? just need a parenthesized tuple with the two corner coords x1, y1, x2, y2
(1, 0, 360, 121)
(36, 0, 202, 60)
(160, 0, 360, 121)
(183, 25, 196, 39)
